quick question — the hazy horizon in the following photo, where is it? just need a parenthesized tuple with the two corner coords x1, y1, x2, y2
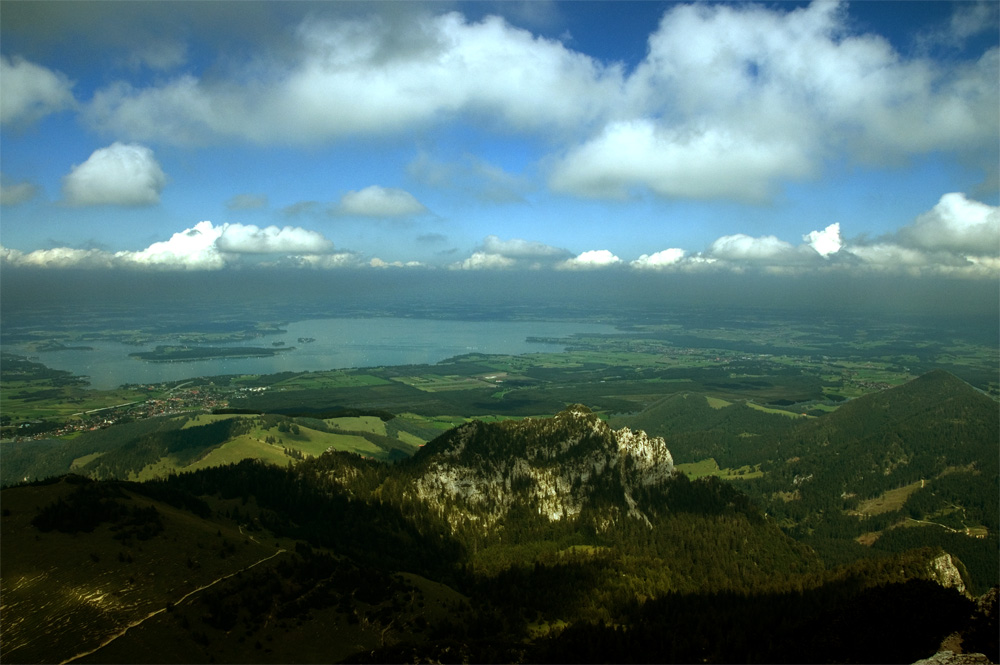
(3, 267, 998, 322)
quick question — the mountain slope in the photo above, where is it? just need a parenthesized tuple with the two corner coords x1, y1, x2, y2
(2, 399, 991, 664)
(754, 370, 998, 510)
(401, 405, 673, 530)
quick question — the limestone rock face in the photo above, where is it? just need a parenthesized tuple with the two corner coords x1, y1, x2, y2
(409, 405, 674, 531)
(913, 650, 992, 665)
(928, 552, 967, 596)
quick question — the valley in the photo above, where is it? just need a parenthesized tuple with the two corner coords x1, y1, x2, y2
(1, 306, 997, 664)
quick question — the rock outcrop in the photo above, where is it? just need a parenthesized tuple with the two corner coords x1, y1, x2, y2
(928, 552, 968, 597)
(409, 405, 674, 531)
(914, 651, 992, 665)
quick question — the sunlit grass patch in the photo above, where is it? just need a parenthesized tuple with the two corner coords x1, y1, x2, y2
(848, 480, 924, 517)
(181, 413, 242, 429)
(705, 396, 731, 409)
(675, 458, 763, 480)
(325, 416, 387, 435)
(70, 452, 104, 469)
(745, 402, 810, 418)
(271, 371, 390, 390)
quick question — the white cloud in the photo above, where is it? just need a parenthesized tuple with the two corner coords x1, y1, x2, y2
(0, 221, 342, 271)
(630, 2, 999, 159)
(481, 235, 570, 259)
(804, 223, 843, 257)
(61, 142, 166, 206)
(0, 55, 76, 127)
(548, 120, 812, 202)
(117, 221, 227, 269)
(226, 193, 268, 210)
(833, 193, 1000, 278)
(451, 251, 517, 270)
(631, 248, 686, 270)
(552, 1, 998, 202)
(216, 224, 335, 254)
(558, 249, 622, 270)
(451, 235, 571, 270)
(291, 253, 365, 269)
(895, 192, 999, 254)
(0, 246, 115, 269)
(370, 257, 424, 268)
(84, 12, 622, 145)
(337, 186, 427, 217)
(76, 3, 997, 206)
(0, 174, 39, 206)
(708, 234, 797, 262)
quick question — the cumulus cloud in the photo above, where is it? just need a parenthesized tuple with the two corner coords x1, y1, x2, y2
(804, 223, 843, 257)
(451, 251, 517, 270)
(481, 235, 571, 259)
(551, 1, 998, 201)
(0, 55, 76, 127)
(450, 235, 571, 270)
(76, 3, 997, 205)
(370, 257, 424, 268)
(289, 252, 365, 269)
(558, 249, 622, 270)
(0, 174, 39, 206)
(62, 142, 167, 206)
(118, 221, 227, 269)
(708, 234, 797, 262)
(83, 12, 622, 145)
(337, 186, 427, 217)
(548, 120, 812, 202)
(631, 2, 998, 159)
(2, 221, 344, 271)
(832, 193, 1000, 278)
(631, 248, 686, 270)
(894, 192, 999, 254)
(216, 224, 335, 254)
(226, 193, 268, 210)
(0, 246, 115, 269)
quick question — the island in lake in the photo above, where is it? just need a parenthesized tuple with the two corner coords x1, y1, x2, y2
(128, 345, 295, 363)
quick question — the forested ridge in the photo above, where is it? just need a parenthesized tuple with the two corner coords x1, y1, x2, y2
(1, 371, 997, 663)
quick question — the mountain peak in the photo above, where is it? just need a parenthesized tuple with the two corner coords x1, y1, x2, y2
(408, 409, 674, 531)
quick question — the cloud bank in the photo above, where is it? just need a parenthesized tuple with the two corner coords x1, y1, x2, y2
(2, 194, 995, 277)
(2, 193, 995, 276)
(450, 235, 571, 270)
(74, 3, 997, 204)
(1, 222, 350, 271)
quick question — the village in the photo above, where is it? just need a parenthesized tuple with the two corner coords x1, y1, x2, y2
(2, 383, 269, 443)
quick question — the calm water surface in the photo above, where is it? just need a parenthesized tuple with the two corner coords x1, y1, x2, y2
(16, 318, 617, 390)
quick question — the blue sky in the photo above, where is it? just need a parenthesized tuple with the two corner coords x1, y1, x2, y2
(1, 0, 997, 276)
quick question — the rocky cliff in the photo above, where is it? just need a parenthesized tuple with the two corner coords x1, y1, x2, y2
(407, 405, 674, 531)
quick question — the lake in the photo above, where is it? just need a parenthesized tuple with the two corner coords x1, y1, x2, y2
(14, 317, 618, 390)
